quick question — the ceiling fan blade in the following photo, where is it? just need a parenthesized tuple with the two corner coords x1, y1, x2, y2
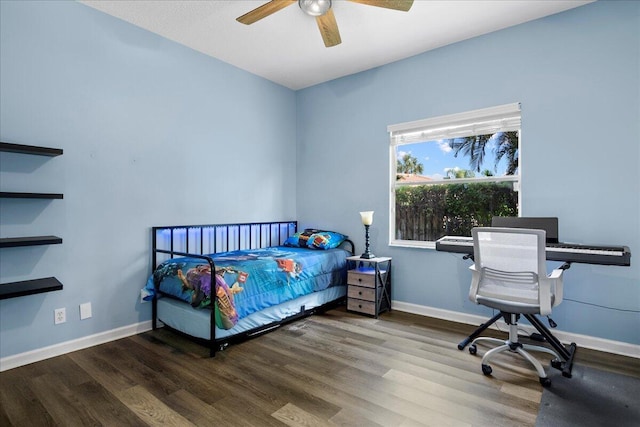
(237, 0, 297, 25)
(316, 9, 341, 47)
(347, 0, 414, 12)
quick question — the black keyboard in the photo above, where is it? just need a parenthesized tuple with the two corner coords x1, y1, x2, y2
(436, 236, 631, 266)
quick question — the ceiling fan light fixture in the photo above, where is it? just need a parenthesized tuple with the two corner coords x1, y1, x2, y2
(299, 0, 331, 17)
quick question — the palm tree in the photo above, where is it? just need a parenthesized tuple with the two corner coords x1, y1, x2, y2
(397, 153, 424, 175)
(446, 131, 518, 176)
(445, 167, 475, 179)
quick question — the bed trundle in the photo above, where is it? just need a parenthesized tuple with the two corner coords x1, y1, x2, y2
(145, 221, 354, 356)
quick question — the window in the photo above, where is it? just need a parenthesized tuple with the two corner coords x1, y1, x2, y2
(388, 103, 521, 248)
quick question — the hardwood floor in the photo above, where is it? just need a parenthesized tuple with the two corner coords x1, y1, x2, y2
(2, 308, 639, 426)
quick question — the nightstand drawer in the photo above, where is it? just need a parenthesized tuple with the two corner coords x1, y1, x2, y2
(347, 298, 376, 316)
(347, 271, 376, 288)
(348, 285, 375, 301)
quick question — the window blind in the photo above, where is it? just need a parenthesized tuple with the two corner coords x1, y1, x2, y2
(388, 103, 521, 145)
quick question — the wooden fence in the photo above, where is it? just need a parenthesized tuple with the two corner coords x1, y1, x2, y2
(395, 182, 518, 241)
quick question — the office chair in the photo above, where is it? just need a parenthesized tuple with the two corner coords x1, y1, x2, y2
(468, 227, 564, 386)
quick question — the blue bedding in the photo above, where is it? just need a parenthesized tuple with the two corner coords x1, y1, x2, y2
(145, 246, 348, 330)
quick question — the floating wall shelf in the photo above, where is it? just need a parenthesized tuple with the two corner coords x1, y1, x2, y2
(0, 236, 63, 248)
(0, 141, 63, 157)
(0, 277, 63, 300)
(0, 142, 64, 298)
(0, 192, 64, 199)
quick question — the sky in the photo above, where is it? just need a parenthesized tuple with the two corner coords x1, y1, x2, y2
(396, 135, 512, 180)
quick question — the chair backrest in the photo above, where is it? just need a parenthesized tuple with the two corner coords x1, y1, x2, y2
(470, 227, 551, 311)
(473, 227, 547, 277)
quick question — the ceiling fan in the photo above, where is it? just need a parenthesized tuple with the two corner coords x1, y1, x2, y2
(236, 0, 414, 48)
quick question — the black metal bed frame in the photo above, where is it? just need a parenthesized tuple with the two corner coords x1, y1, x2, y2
(151, 221, 353, 356)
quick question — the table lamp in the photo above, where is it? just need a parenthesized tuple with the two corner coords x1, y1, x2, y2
(359, 211, 375, 259)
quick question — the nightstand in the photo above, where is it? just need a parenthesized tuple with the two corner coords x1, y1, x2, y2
(346, 256, 392, 318)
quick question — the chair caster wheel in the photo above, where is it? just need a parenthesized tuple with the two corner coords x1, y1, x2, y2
(539, 377, 551, 387)
(469, 345, 477, 355)
(481, 364, 492, 376)
(551, 359, 562, 370)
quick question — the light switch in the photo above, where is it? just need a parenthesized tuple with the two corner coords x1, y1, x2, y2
(80, 302, 92, 320)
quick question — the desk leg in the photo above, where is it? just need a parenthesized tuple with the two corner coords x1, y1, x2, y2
(458, 312, 503, 350)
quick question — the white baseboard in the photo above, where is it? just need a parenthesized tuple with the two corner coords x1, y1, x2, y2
(392, 300, 640, 359)
(0, 320, 153, 372)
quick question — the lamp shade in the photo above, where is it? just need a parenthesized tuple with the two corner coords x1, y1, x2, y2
(360, 211, 374, 226)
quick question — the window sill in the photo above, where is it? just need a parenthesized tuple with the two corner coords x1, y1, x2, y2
(389, 240, 436, 250)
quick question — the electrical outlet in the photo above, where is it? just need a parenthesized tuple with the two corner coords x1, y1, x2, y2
(80, 302, 92, 320)
(54, 308, 66, 325)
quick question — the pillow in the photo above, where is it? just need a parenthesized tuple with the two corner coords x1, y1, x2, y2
(283, 229, 316, 248)
(307, 230, 348, 250)
(284, 229, 347, 250)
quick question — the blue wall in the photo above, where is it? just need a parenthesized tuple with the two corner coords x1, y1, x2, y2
(0, 1, 296, 358)
(296, 1, 639, 345)
(1, 0, 638, 362)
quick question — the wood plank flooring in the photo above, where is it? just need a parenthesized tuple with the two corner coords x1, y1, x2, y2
(2, 308, 639, 426)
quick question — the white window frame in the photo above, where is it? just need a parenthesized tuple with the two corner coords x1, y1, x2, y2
(388, 103, 522, 249)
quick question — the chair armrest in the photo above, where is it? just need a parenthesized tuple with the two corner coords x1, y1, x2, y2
(548, 269, 563, 279)
(548, 268, 564, 306)
(538, 269, 564, 316)
(468, 264, 481, 303)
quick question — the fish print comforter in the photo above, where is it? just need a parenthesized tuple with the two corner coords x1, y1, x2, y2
(145, 247, 348, 329)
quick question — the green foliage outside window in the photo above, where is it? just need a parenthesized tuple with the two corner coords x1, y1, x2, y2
(395, 182, 518, 241)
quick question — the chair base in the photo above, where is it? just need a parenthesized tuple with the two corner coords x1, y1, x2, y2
(469, 314, 560, 387)
(460, 311, 576, 378)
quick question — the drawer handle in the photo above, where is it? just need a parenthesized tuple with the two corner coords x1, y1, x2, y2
(358, 278, 362, 282)
(358, 304, 362, 308)
(358, 291, 362, 295)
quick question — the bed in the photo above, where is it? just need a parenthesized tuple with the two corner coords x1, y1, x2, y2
(144, 221, 354, 356)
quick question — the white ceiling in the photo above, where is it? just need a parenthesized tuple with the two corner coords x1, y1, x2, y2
(80, 0, 594, 90)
